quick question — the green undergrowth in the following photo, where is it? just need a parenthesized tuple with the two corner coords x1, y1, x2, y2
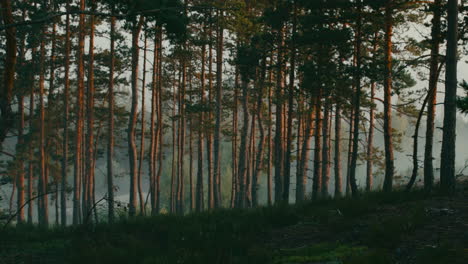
(0, 188, 463, 264)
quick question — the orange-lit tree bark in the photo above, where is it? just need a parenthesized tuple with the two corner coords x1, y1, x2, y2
(321, 100, 331, 197)
(382, 0, 395, 192)
(274, 26, 285, 203)
(73, 0, 85, 225)
(423, 0, 442, 191)
(334, 104, 342, 197)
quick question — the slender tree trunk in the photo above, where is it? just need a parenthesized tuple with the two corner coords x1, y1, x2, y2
(213, 10, 224, 209)
(284, 2, 297, 202)
(312, 96, 322, 200)
(196, 38, 206, 212)
(170, 71, 178, 214)
(267, 59, 273, 206)
(383, 0, 395, 192)
(61, 2, 71, 226)
(349, 0, 362, 196)
(297, 97, 314, 202)
(150, 28, 159, 215)
(207, 26, 214, 210)
(321, 99, 331, 197)
(252, 58, 267, 207)
(137, 33, 148, 216)
(38, 23, 48, 227)
(16, 7, 26, 223)
(440, 0, 458, 194)
(28, 49, 35, 225)
(107, 13, 116, 223)
(274, 26, 286, 204)
(128, 16, 144, 217)
(236, 78, 250, 208)
(73, 0, 85, 225)
(366, 33, 378, 192)
(424, 0, 442, 191)
(0, 0, 17, 145)
(230, 64, 239, 208)
(176, 51, 187, 215)
(334, 104, 342, 197)
(156, 28, 164, 213)
(85, 1, 96, 222)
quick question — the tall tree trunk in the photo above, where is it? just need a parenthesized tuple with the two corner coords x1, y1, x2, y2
(128, 16, 144, 217)
(274, 26, 285, 204)
(85, 1, 96, 222)
(150, 28, 159, 215)
(207, 25, 214, 210)
(137, 33, 148, 216)
(407, 92, 431, 190)
(297, 97, 314, 202)
(321, 100, 331, 197)
(266, 59, 273, 206)
(196, 38, 206, 212)
(61, 1, 71, 226)
(16, 7, 26, 224)
(38, 24, 48, 227)
(213, 10, 224, 209)
(312, 97, 322, 200)
(155, 28, 164, 213)
(284, 2, 297, 202)
(440, 0, 458, 193)
(73, 0, 85, 225)
(334, 104, 342, 197)
(383, 0, 395, 192)
(252, 58, 267, 207)
(230, 63, 239, 208)
(366, 32, 378, 192)
(28, 48, 35, 225)
(424, 0, 442, 191)
(170, 72, 178, 214)
(236, 78, 250, 209)
(0, 0, 17, 145)
(176, 50, 187, 215)
(107, 12, 116, 223)
(349, 0, 362, 196)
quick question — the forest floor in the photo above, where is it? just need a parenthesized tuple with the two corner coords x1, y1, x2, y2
(1, 182, 468, 264)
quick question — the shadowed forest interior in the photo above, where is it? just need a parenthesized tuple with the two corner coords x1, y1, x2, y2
(0, 0, 468, 263)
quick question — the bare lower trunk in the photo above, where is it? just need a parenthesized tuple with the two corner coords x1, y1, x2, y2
(128, 16, 144, 217)
(321, 100, 331, 197)
(213, 11, 224, 208)
(312, 97, 322, 200)
(334, 104, 342, 197)
(196, 40, 206, 212)
(73, 0, 86, 225)
(137, 33, 148, 216)
(383, 0, 395, 192)
(440, 0, 458, 193)
(424, 0, 442, 191)
(236, 78, 250, 209)
(107, 13, 116, 223)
